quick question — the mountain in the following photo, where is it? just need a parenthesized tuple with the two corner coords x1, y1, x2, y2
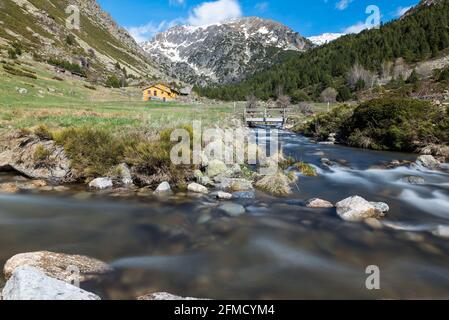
(197, 0, 449, 101)
(0, 0, 163, 81)
(141, 17, 313, 85)
(308, 33, 345, 46)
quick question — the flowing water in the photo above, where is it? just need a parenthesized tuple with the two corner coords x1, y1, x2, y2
(0, 131, 449, 299)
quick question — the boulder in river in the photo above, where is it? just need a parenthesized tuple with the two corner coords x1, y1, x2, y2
(187, 182, 208, 194)
(336, 196, 385, 222)
(0, 183, 20, 194)
(138, 292, 205, 300)
(2, 266, 100, 300)
(154, 181, 171, 194)
(370, 202, 390, 214)
(89, 177, 113, 190)
(4, 251, 112, 283)
(206, 159, 228, 178)
(305, 198, 334, 208)
(416, 155, 440, 169)
(216, 178, 253, 192)
(0, 133, 74, 183)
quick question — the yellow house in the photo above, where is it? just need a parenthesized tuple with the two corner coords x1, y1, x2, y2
(142, 83, 179, 102)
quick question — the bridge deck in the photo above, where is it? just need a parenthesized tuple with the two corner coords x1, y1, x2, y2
(244, 108, 289, 127)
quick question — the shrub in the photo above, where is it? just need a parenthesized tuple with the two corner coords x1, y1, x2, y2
(33, 145, 52, 164)
(293, 162, 317, 177)
(105, 75, 121, 88)
(47, 58, 86, 77)
(255, 171, 294, 196)
(337, 86, 353, 102)
(341, 98, 446, 151)
(34, 125, 53, 140)
(53, 127, 125, 178)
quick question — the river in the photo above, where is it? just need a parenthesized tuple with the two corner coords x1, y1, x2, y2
(0, 131, 448, 299)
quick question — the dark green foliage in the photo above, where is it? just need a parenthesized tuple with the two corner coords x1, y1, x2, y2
(298, 104, 355, 141)
(47, 58, 86, 77)
(437, 66, 449, 82)
(291, 89, 311, 103)
(342, 98, 448, 151)
(65, 34, 76, 46)
(337, 85, 353, 102)
(105, 75, 121, 88)
(406, 70, 420, 84)
(198, 1, 449, 101)
(300, 98, 448, 152)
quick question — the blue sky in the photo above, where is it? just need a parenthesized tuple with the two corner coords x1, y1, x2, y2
(97, 0, 420, 42)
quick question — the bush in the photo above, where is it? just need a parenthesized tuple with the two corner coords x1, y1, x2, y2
(34, 125, 53, 140)
(299, 104, 354, 141)
(105, 75, 121, 88)
(33, 145, 52, 164)
(291, 89, 310, 103)
(47, 58, 86, 77)
(337, 86, 353, 102)
(341, 98, 447, 151)
(53, 128, 125, 178)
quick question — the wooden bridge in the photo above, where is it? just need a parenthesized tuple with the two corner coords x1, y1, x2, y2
(244, 107, 289, 127)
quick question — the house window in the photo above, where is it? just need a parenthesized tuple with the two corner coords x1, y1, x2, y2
(154, 90, 157, 96)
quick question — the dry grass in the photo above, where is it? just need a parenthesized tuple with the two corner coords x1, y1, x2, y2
(255, 170, 295, 196)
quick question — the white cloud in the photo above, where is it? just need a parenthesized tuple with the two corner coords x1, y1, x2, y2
(336, 0, 353, 10)
(343, 21, 367, 34)
(188, 0, 242, 26)
(395, 6, 412, 17)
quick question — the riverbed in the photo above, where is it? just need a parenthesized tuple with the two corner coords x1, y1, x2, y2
(1, 131, 448, 299)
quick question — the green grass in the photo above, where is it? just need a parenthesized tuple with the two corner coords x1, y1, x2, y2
(0, 57, 239, 134)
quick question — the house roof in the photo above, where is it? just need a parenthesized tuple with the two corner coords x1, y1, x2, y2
(142, 83, 180, 95)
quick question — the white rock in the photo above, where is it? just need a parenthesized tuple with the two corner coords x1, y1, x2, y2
(2, 266, 101, 300)
(16, 87, 28, 94)
(416, 155, 440, 169)
(336, 196, 383, 222)
(138, 292, 205, 300)
(370, 202, 390, 214)
(187, 183, 208, 194)
(3, 251, 112, 283)
(216, 191, 233, 200)
(305, 198, 334, 208)
(154, 181, 171, 193)
(88, 177, 113, 190)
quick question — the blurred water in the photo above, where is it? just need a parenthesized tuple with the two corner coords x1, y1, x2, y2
(0, 132, 448, 299)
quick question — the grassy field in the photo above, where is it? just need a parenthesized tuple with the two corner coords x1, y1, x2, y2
(0, 57, 241, 134)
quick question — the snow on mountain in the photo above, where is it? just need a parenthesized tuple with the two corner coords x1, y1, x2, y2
(141, 17, 313, 85)
(307, 33, 345, 46)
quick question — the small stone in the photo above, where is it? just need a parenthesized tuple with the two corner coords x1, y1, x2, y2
(137, 292, 205, 300)
(154, 181, 171, 194)
(2, 266, 100, 300)
(305, 198, 334, 208)
(187, 183, 208, 194)
(54, 186, 70, 192)
(88, 177, 113, 190)
(402, 175, 425, 185)
(219, 202, 246, 217)
(216, 191, 233, 200)
(16, 87, 28, 94)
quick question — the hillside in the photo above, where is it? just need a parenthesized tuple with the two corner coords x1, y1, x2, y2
(197, 0, 449, 101)
(142, 17, 312, 85)
(0, 0, 164, 83)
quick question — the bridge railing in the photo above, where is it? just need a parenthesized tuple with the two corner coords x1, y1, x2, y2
(244, 107, 290, 126)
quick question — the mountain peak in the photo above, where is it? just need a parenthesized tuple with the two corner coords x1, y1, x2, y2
(142, 17, 312, 85)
